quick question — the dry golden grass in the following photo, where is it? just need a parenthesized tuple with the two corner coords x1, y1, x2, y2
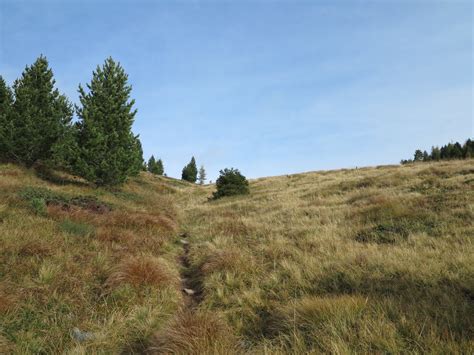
(179, 159, 474, 353)
(0, 164, 183, 353)
(1, 160, 473, 353)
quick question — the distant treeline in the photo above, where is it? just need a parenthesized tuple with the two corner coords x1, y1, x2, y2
(401, 138, 473, 164)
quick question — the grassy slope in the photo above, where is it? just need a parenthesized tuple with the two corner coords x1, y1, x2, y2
(0, 164, 187, 353)
(181, 160, 474, 353)
(0, 160, 473, 353)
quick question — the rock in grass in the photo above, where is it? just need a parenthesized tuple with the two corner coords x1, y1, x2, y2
(182, 288, 195, 296)
(71, 327, 95, 342)
(180, 239, 189, 245)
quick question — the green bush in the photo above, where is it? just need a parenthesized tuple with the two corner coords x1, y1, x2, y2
(212, 168, 249, 199)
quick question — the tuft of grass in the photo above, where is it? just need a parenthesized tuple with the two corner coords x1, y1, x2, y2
(147, 310, 242, 354)
(59, 219, 95, 237)
(104, 256, 178, 291)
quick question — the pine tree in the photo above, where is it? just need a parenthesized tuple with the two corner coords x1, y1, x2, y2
(464, 139, 474, 158)
(422, 150, 430, 162)
(148, 155, 157, 173)
(0, 76, 14, 162)
(430, 146, 441, 161)
(73, 57, 142, 186)
(413, 150, 423, 162)
(182, 156, 197, 182)
(156, 159, 164, 175)
(452, 142, 463, 159)
(198, 165, 206, 185)
(7, 56, 73, 166)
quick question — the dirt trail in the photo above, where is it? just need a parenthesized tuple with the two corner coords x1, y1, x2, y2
(178, 232, 203, 308)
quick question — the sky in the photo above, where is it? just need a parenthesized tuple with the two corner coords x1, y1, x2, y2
(0, 0, 472, 180)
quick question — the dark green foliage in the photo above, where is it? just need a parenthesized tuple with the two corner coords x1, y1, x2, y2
(422, 150, 430, 161)
(404, 138, 473, 164)
(431, 146, 441, 161)
(156, 159, 164, 175)
(464, 139, 474, 158)
(2, 56, 73, 166)
(413, 150, 423, 162)
(147, 155, 164, 175)
(73, 57, 143, 186)
(19, 186, 111, 213)
(212, 168, 249, 199)
(182, 156, 197, 182)
(148, 155, 157, 173)
(0, 76, 14, 162)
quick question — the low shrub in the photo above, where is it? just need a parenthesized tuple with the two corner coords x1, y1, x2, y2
(212, 168, 249, 199)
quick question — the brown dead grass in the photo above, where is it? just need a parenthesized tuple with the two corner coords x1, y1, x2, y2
(147, 310, 242, 354)
(104, 255, 178, 291)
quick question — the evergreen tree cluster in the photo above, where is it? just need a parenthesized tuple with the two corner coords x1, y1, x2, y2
(401, 139, 473, 165)
(147, 155, 164, 175)
(0, 55, 143, 186)
(181, 156, 198, 183)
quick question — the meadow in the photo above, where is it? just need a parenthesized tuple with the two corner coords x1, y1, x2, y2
(0, 160, 473, 353)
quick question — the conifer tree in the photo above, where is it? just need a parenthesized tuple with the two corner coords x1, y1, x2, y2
(7, 56, 73, 166)
(0, 76, 14, 162)
(73, 57, 142, 186)
(148, 155, 157, 173)
(464, 139, 474, 158)
(452, 142, 463, 159)
(156, 159, 164, 175)
(430, 146, 441, 161)
(182, 156, 197, 182)
(422, 150, 430, 161)
(198, 165, 206, 185)
(413, 150, 423, 162)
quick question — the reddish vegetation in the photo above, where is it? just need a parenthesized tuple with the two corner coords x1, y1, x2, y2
(147, 310, 241, 354)
(104, 256, 178, 291)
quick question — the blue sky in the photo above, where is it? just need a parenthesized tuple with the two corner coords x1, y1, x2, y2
(1, 0, 472, 180)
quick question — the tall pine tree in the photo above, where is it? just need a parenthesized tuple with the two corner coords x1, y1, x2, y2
(148, 155, 157, 173)
(74, 57, 142, 186)
(156, 159, 164, 175)
(182, 156, 197, 182)
(7, 56, 73, 166)
(0, 76, 14, 162)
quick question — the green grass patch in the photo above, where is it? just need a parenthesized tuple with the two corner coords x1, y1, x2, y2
(59, 219, 95, 237)
(19, 187, 112, 213)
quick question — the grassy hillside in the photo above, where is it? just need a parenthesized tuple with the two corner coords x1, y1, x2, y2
(1, 160, 473, 353)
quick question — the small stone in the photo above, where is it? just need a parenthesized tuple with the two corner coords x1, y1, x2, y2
(71, 327, 95, 342)
(182, 288, 195, 295)
(180, 239, 189, 245)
